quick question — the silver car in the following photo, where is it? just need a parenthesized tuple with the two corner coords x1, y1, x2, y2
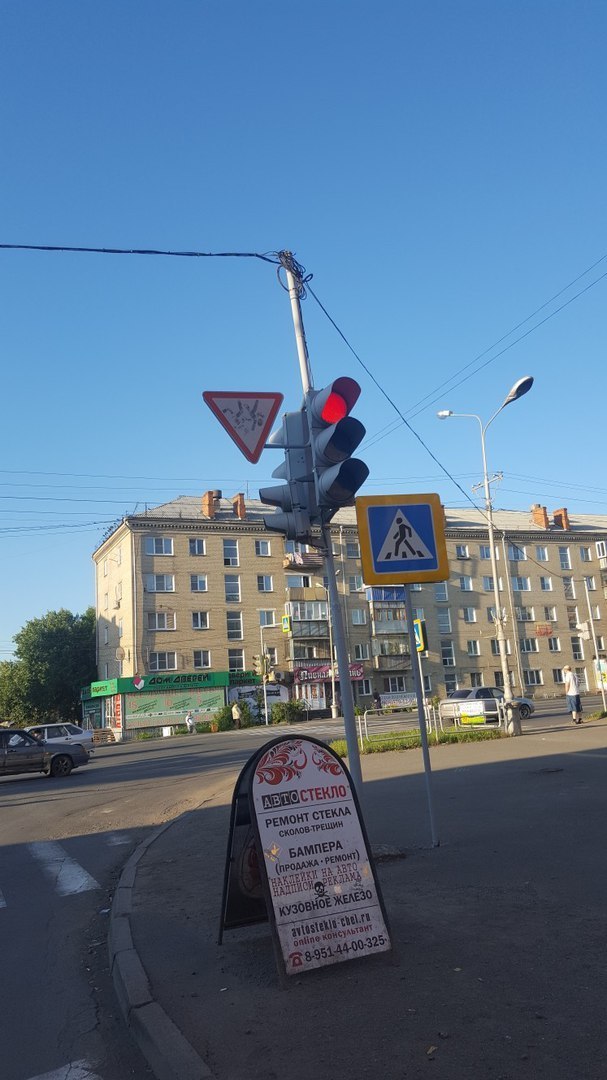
(26, 722, 94, 755)
(440, 687, 535, 722)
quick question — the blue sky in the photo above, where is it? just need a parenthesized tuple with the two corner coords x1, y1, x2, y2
(1, 1, 606, 659)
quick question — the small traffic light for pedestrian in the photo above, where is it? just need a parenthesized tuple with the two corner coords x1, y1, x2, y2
(306, 377, 369, 518)
(259, 410, 315, 542)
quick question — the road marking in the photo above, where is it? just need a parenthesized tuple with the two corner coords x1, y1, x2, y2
(28, 841, 100, 896)
(25, 1060, 102, 1080)
(106, 832, 131, 846)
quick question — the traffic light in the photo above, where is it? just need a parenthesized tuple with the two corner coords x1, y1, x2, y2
(259, 410, 315, 542)
(306, 377, 369, 518)
(252, 655, 263, 677)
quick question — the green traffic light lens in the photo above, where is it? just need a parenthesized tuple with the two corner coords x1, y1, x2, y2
(321, 392, 348, 423)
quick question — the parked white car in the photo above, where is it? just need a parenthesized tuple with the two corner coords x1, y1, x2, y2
(25, 722, 95, 755)
(439, 688, 535, 722)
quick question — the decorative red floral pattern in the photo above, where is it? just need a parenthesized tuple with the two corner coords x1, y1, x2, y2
(255, 740, 308, 785)
(311, 746, 343, 777)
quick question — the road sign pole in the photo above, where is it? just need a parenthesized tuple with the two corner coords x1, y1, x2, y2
(322, 524, 364, 797)
(404, 584, 439, 848)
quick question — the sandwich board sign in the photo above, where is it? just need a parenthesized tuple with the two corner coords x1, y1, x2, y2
(219, 735, 391, 977)
(356, 493, 449, 585)
(203, 390, 284, 463)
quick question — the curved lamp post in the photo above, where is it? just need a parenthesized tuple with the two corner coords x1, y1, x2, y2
(438, 376, 534, 736)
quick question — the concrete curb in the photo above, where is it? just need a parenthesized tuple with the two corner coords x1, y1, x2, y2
(109, 816, 215, 1080)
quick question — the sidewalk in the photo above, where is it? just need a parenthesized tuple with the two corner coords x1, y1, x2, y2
(110, 719, 607, 1080)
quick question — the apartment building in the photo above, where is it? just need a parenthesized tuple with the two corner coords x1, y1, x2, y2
(90, 493, 607, 730)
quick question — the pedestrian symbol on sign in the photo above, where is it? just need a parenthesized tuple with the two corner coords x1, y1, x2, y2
(377, 511, 433, 563)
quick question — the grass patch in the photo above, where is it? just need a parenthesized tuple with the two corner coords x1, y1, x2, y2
(330, 727, 507, 757)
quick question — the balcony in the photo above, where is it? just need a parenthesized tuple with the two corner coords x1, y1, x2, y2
(372, 618, 407, 634)
(373, 654, 410, 671)
(291, 620, 330, 640)
(283, 552, 325, 570)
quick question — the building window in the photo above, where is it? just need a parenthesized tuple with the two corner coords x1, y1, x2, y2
(516, 606, 535, 622)
(103, 558, 108, 577)
(552, 668, 565, 684)
(103, 663, 109, 679)
(115, 582, 123, 601)
(147, 612, 176, 631)
(444, 672, 458, 694)
(592, 605, 601, 621)
(487, 606, 497, 623)
(441, 640, 455, 667)
(491, 639, 512, 656)
(259, 610, 276, 627)
(479, 544, 495, 560)
(353, 679, 372, 697)
(145, 537, 173, 556)
(383, 676, 406, 692)
(352, 609, 367, 625)
(149, 651, 177, 671)
(354, 643, 370, 660)
(223, 539, 239, 567)
(146, 574, 175, 593)
(104, 592, 108, 610)
(118, 619, 123, 638)
(524, 670, 544, 687)
(190, 574, 208, 593)
(470, 672, 483, 687)
(520, 638, 539, 653)
(548, 637, 560, 652)
(459, 576, 473, 592)
(580, 546, 592, 562)
(255, 540, 271, 557)
(423, 674, 432, 694)
(540, 577, 552, 591)
(103, 626, 109, 645)
(512, 576, 530, 592)
(192, 611, 209, 630)
(596, 635, 605, 650)
(482, 576, 495, 592)
(346, 541, 360, 559)
(455, 544, 469, 559)
(544, 605, 556, 621)
(189, 538, 206, 556)
(257, 575, 274, 593)
(227, 611, 243, 640)
(348, 575, 364, 593)
(266, 646, 278, 666)
(225, 575, 241, 602)
(286, 574, 311, 588)
(435, 582, 448, 601)
(193, 650, 210, 669)
(536, 546, 548, 562)
(437, 609, 452, 633)
(559, 546, 571, 570)
(467, 640, 480, 657)
(566, 606, 578, 630)
(563, 577, 576, 600)
(585, 576, 596, 591)
(411, 582, 423, 592)
(571, 636, 584, 661)
(462, 607, 477, 623)
(508, 544, 527, 561)
(228, 649, 244, 672)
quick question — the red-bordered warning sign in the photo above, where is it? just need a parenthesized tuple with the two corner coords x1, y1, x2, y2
(203, 391, 284, 464)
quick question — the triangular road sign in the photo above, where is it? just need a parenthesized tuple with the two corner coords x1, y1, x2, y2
(376, 510, 433, 563)
(203, 391, 284, 464)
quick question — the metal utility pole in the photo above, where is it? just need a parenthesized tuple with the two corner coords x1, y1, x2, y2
(282, 257, 364, 795)
(404, 585, 439, 847)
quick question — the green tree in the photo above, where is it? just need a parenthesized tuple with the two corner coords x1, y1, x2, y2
(0, 660, 30, 726)
(12, 608, 97, 723)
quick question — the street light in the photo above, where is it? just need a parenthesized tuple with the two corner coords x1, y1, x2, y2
(315, 579, 339, 719)
(437, 376, 534, 736)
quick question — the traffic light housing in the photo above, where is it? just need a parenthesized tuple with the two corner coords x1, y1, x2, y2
(306, 377, 369, 518)
(259, 410, 315, 542)
(252, 655, 263, 677)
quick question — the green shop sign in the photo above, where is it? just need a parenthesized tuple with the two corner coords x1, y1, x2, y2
(90, 670, 260, 697)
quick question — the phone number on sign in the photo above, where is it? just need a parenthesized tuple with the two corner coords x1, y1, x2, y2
(303, 935, 386, 962)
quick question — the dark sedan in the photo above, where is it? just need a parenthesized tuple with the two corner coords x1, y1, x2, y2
(0, 728, 90, 778)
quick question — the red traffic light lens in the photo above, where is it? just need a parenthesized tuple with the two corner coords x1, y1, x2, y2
(320, 392, 348, 423)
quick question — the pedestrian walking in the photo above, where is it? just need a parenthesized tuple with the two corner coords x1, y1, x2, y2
(185, 711, 196, 734)
(563, 666, 583, 724)
(231, 701, 243, 729)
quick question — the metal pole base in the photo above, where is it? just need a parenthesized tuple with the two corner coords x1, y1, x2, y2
(505, 703, 522, 736)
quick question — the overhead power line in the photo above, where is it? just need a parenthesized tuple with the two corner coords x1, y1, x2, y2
(0, 242, 279, 264)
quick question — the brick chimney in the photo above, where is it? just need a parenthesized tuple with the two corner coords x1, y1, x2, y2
(201, 490, 216, 518)
(531, 504, 549, 529)
(232, 493, 246, 520)
(553, 507, 570, 531)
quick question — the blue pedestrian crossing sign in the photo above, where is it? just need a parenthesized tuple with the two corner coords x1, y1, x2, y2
(356, 493, 449, 585)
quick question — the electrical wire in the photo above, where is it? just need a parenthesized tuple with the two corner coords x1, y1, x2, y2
(0, 242, 280, 264)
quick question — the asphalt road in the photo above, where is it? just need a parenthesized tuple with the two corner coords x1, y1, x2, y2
(0, 694, 599, 1079)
